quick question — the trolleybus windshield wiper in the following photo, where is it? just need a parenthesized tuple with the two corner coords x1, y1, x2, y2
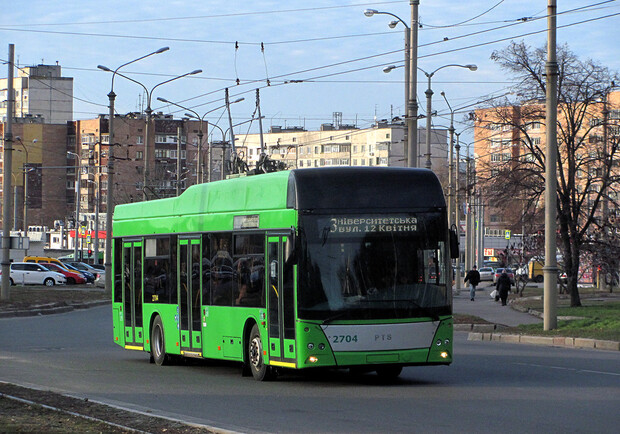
(322, 310, 349, 325)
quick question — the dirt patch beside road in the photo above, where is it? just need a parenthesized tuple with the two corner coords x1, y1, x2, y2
(0, 382, 215, 433)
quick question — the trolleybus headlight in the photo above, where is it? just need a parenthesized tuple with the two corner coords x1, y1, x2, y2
(318, 343, 325, 350)
(308, 356, 319, 363)
(444, 339, 450, 345)
(440, 351, 449, 359)
(307, 343, 314, 350)
(436, 339, 442, 346)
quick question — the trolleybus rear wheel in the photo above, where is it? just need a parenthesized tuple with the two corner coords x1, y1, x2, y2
(248, 324, 274, 381)
(151, 316, 167, 366)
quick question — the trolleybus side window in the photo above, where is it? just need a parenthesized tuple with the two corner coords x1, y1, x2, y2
(113, 239, 122, 302)
(233, 233, 265, 307)
(210, 233, 233, 306)
(143, 237, 171, 304)
(170, 235, 178, 305)
(201, 234, 211, 305)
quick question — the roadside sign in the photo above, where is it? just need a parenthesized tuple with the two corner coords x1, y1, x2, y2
(505, 230, 511, 240)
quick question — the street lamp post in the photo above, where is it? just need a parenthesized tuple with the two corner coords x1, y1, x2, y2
(85, 179, 99, 263)
(157, 96, 244, 184)
(454, 133, 462, 293)
(15, 136, 36, 232)
(419, 64, 477, 170)
(440, 92, 456, 230)
(140, 70, 202, 200)
(97, 46, 169, 295)
(364, 5, 417, 167)
(67, 151, 80, 261)
(99, 62, 201, 200)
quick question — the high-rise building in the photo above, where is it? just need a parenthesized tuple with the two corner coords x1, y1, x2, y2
(0, 64, 73, 124)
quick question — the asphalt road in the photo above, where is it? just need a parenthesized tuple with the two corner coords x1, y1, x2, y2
(1, 306, 619, 433)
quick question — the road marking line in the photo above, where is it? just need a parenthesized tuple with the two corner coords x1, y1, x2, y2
(513, 362, 620, 377)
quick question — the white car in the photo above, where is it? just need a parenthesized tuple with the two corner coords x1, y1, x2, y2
(1, 262, 66, 286)
(478, 267, 495, 281)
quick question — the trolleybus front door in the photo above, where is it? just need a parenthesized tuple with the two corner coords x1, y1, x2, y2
(267, 234, 296, 368)
(122, 240, 143, 349)
(178, 238, 202, 356)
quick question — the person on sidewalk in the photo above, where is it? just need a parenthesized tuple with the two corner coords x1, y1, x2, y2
(495, 271, 512, 306)
(464, 265, 481, 301)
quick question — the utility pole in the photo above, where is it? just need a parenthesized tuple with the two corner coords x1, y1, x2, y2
(176, 126, 182, 196)
(543, 0, 558, 330)
(1, 44, 15, 302)
(454, 136, 462, 293)
(465, 155, 472, 274)
(407, 0, 419, 167)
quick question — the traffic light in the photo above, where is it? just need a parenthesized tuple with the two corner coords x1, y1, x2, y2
(88, 249, 93, 258)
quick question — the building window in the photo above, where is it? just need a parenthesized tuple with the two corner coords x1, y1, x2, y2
(136, 151, 143, 160)
(137, 136, 144, 145)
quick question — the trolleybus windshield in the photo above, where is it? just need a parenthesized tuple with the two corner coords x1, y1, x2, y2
(298, 212, 450, 321)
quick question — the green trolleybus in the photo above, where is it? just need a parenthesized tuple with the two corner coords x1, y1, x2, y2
(112, 167, 454, 380)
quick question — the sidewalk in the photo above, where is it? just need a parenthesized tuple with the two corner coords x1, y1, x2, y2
(453, 282, 541, 328)
(454, 283, 620, 351)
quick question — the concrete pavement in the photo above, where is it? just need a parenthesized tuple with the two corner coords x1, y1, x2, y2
(454, 282, 620, 351)
(453, 282, 542, 327)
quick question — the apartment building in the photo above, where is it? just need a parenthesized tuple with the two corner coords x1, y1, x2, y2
(0, 64, 73, 125)
(0, 118, 71, 230)
(235, 119, 448, 174)
(473, 90, 620, 239)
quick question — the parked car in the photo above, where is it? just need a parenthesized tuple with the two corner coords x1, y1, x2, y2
(94, 274, 105, 288)
(66, 262, 103, 280)
(40, 262, 86, 285)
(479, 267, 495, 281)
(63, 263, 96, 283)
(493, 268, 515, 284)
(0, 262, 66, 286)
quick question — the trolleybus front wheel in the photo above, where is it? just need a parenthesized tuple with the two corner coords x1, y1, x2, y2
(248, 324, 274, 381)
(376, 365, 403, 380)
(151, 316, 168, 366)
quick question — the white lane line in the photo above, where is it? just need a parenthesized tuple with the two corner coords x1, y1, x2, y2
(513, 362, 620, 377)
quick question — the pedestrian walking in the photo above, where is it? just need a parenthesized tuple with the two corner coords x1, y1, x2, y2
(464, 265, 481, 301)
(495, 271, 512, 306)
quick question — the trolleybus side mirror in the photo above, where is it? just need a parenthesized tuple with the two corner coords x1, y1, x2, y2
(449, 227, 459, 259)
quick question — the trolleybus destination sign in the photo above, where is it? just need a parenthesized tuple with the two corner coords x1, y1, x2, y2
(327, 216, 418, 235)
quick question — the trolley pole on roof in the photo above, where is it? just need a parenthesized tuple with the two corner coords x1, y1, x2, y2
(225, 89, 235, 153)
(256, 89, 265, 156)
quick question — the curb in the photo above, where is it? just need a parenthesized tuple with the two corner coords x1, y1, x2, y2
(466, 331, 620, 351)
(0, 300, 110, 318)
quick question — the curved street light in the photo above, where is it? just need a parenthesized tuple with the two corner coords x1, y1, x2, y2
(365, 4, 419, 167)
(157, 96, 244, 183)
(419, 64, 477, 170)
(96, 46, 169, 295)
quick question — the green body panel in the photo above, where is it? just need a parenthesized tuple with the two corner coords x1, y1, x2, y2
(114, 172, 292, 237)
(294, 317, 453, 368)
(112, 305, 124, 346)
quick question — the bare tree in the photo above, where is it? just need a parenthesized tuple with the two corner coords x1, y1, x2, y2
(475, 41, 619, 307)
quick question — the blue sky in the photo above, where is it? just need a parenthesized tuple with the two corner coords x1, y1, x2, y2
(1, 0, 618, 145)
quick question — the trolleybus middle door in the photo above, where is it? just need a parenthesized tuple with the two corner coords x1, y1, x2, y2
(267, 234, 296, 368)
(178, 237, 202, 355)
(122, 240, 143, 349)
